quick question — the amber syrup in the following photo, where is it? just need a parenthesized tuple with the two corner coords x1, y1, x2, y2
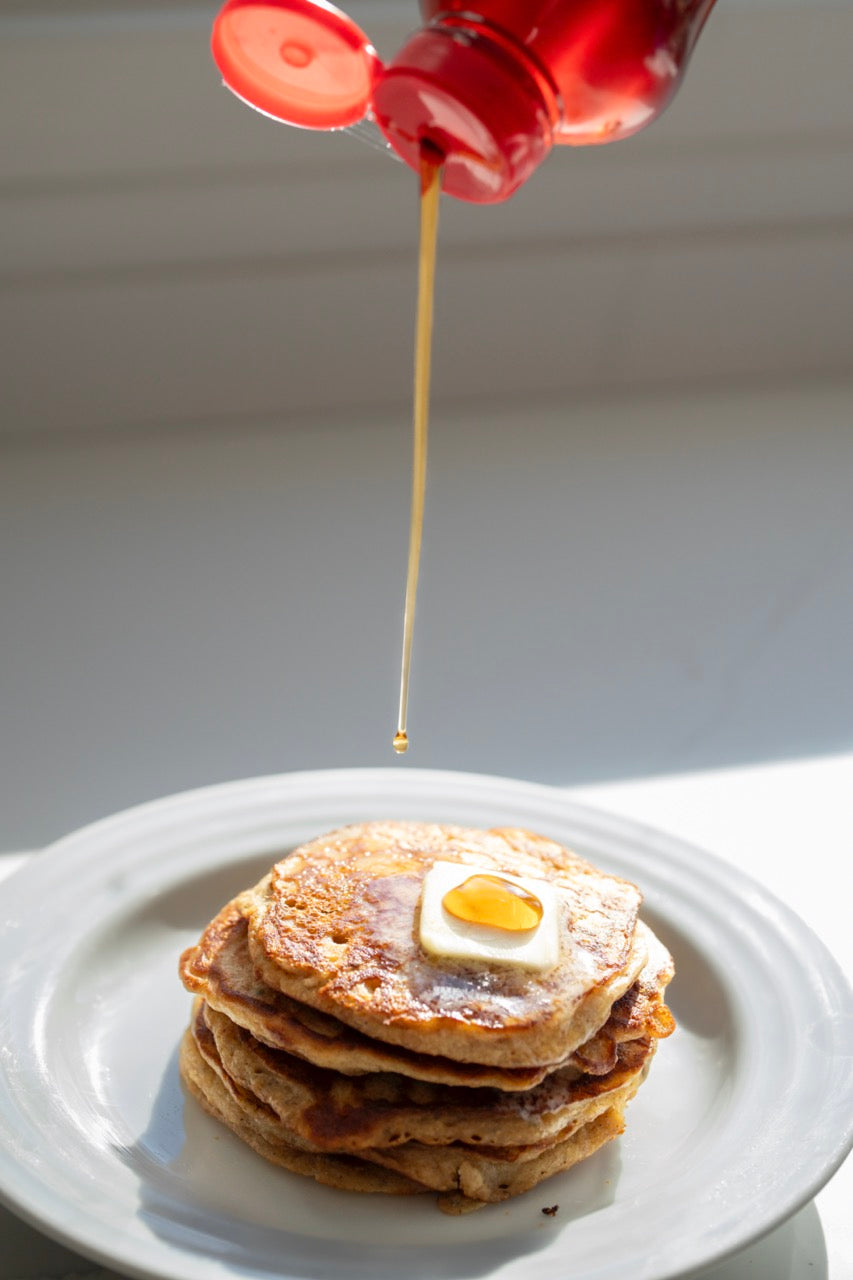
(393, 145, 443, 755)
(443, 874, 544, 932)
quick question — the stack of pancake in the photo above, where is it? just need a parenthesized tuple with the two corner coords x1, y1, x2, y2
(179, 822, 674, 1213)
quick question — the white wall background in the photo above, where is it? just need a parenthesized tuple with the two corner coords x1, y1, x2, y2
(2, 2, 852, 848)
(4, 380, 852, 850)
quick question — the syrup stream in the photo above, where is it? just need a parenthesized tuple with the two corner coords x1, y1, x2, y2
(393, 147, 443, 755)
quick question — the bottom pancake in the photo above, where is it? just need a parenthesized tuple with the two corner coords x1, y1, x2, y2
(179, 1030, 424, 1197)
(364, 1106, 627, 1204)
(180, 1009, 635, 1212)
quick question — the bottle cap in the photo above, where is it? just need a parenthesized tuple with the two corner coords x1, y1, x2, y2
(371, 27, 554, 203)
(212, 0, 380, 130)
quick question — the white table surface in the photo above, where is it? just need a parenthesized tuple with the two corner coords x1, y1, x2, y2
(0, 753, 850, 1280)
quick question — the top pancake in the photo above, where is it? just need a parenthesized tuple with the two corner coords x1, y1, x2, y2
(180, 898, 672, 1087)
(245, 822, 645, 1067)
(181, 898, 551, 1089)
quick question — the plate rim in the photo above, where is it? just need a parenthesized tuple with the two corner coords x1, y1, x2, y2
(0, 766, 851, 1280)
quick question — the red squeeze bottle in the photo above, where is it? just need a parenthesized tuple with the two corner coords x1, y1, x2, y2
(372, 0, 718, 202)
(212, 0, 717, 203)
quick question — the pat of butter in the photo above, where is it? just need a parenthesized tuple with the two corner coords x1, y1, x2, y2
(419, 861, 560, 971)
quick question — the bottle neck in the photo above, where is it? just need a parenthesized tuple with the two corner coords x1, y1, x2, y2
(371, 23, 557, 204)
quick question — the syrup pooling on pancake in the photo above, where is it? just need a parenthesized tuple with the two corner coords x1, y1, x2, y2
(419, 860, 561, 971)
(443, 873, 543, 931)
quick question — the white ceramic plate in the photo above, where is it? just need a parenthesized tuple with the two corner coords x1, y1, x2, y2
(0, 768, 851, 1280)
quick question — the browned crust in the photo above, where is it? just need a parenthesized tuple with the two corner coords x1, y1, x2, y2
(180, 1010, 635, 1208)
(180, 900, 550, 1089)
(176, 821, 674, 1213)
(241, 822, 645, 1066)
(368, 1105, 628, 1203)
(201, 996, 657, 1151)
(179, 1027, 425, 1197)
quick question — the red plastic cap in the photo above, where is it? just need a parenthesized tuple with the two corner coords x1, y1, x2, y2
(371, 28, 554, 204)
(212, 0, 380, 130)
